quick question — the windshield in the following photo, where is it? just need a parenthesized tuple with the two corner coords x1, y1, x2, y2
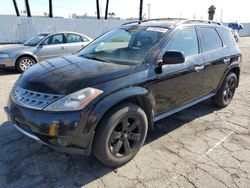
(23, 34, 48, 46)
(78, 26, 168, 64)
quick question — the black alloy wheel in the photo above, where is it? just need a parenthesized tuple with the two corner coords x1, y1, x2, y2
(109, 116, 141, 157)
(222, 75, 236, 104)
(212, 72, 237, 107)
(93, 103, 148, 167)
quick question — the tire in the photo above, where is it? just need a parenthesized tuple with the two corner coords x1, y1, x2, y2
(93, 103, 148, 167)
(16, 56, 36, 73)
(212, 72, 237, 107)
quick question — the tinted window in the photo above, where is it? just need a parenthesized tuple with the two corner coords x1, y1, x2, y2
(164, 28, 199, 57)
(66, 33, 83, 43)
(199, 28, 223, 52)
(216, 27, 236, 47)
(42, 34, 64, 45)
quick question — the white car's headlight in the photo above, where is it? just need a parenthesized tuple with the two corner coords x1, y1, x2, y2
(0, 54, 9, 58)
(44, 87, 103, 111)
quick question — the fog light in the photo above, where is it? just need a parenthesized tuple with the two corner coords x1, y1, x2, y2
(57, 138, 68, 147)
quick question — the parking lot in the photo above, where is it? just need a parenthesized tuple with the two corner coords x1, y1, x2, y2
(0, 38, 250, 188)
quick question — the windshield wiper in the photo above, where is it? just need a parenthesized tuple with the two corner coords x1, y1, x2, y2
(82, 56, 112, 63)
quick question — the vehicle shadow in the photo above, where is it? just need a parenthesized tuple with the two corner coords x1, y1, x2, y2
(0, 68, 20, 76)
(0, 100, 219, 187)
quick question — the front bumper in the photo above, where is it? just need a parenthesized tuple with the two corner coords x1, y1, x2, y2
(4, 100, 95, 155)
(0, 57, 14, 68)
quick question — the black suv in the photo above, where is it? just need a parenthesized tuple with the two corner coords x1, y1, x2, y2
(5, 19, 241, 167)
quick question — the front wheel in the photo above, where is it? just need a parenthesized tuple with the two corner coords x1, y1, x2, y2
(212, 72, 237, 107)
(93, 103, 148, 167)
(16, 56, 36, 73)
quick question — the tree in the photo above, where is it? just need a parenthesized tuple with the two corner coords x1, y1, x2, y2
(49, 0, 53, 18)
(96, 0, 100, 19)
(208, 5, 216, 20)
(139, 0, 143, 21)
(105, 0, 109, 19)
(12, 0, 20, 16)
(108, 12, 115, 18)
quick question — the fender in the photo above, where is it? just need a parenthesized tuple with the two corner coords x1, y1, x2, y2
(86, 86, 155, 133)
(14, 52, 38, 64)
(216, 61, 240, 92)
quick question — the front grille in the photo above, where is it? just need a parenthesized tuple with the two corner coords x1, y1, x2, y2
(12, 85, 63, 110)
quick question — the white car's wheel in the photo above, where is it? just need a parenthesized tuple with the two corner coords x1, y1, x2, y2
(16, 56, 36, 73)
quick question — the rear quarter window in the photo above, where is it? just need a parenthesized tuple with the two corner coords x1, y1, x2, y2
(216, 27, 237, 47)
(199, 27, 223, 52)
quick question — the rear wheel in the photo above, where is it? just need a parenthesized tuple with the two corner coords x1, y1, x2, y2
(212, 72, 237, 107)
(16, 56, 36, 73)
(93, 103, 148, 167)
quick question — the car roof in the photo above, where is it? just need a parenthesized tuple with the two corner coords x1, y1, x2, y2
(38, 31, 92, 40)
(122, 18, 224, 29)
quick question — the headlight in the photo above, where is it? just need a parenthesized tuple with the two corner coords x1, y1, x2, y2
(44, 87, 103, 111)
(0, 54, 9, 58)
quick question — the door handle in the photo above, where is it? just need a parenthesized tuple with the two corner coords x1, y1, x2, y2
(61, 46, 65, 50)
(194, 65, 204, 72)
(223, 58, 231, 63)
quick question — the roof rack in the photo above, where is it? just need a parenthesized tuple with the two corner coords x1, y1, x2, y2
(122, 18, 186, 26)
(122, 18, 222, 27)
(175, 19, 222, 26)
(122, 20, 141, 25)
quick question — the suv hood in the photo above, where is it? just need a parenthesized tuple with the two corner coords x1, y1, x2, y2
(18, 55, 134, 94)
(0, 44, 32, 54)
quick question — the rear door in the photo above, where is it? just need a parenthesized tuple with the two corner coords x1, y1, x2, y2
(197, 27, 229, 93)
(154, 27, 205, 115)
(65, 33, 87, 54)
(35, 33, 67, 61)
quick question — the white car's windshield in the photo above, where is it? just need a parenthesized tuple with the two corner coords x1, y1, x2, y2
(24, 34, 48, 46)
(78, 26, 168, 65)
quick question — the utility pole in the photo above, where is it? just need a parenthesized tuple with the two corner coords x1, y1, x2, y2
(49, 0, 53, 18)
(12, 0, 20, 16)
(24, 0, 31, 17)
(139, 0, 143, 21)
(96, 0, 100, 19)
(105, 0, 109, 19)
(147, 3, 151, 19)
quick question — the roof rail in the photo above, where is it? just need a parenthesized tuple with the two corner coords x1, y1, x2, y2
(176, 19, 222, 25)
(122, 20, 141, 25)
(122, 18, 223, 27)
(122, 18, 187, 26)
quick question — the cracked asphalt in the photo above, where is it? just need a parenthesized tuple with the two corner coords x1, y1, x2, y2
(0, 38, 250, 188)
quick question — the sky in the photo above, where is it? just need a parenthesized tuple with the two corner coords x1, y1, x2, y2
(1, 0, 250, 22)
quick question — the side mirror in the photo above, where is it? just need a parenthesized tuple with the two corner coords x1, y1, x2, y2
(158, 51, 185, 66)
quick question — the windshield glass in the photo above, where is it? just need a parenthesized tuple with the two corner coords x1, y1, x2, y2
(78, 26, 168, 64)
(23, 34, 48, 46)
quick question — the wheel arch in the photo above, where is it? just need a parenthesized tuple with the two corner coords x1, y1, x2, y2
(217, 65, 240, 92)
(15, 54, 38, 67)
(89, 87, 155, 134)
(229, 66, 240, 87)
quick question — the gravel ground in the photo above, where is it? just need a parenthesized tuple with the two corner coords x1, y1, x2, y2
(0, 38, 250, 188)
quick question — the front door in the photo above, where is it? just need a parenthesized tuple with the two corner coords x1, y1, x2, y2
(35, 34, 67, 62)
(154, 27, 205, 115)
